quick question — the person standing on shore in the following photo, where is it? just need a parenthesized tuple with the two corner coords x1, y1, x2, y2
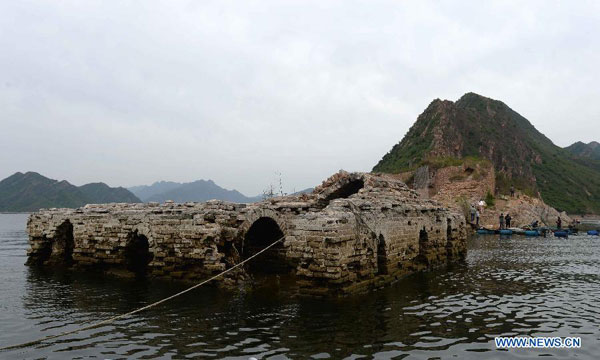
(470, 205, 476, 223)
(476, 210, 480, 227)
(557, 216, 562, 229)
(505, 213, 512, 228)
(510, 185, 515, 197)
(499, 213, 505, 230)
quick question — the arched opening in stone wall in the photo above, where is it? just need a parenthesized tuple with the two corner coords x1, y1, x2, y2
(324, 179, 365, 202)
(376, 234, 388, 275)
(50, 220, 75, 265)
(242, 217, 290, 275)
(124, 231, 153, 276)
(418, 227, 429, 264)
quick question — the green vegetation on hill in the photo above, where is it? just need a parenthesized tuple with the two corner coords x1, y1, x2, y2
(373, 92, 600, 214)
(0, 172, 141, 212)
(565, 141, 600, 161)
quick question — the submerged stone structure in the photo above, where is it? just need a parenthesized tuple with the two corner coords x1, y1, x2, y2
(26, 171, 467, 296)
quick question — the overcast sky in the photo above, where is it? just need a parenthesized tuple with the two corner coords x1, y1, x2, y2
(1, 1, 599, 195)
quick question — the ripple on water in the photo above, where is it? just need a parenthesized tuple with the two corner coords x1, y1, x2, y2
(0, 215, 599, 359)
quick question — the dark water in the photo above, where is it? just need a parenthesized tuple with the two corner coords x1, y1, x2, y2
(1, 213, 599, 359)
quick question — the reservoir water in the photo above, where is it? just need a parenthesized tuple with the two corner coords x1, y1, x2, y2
(1, 213, 599, 359)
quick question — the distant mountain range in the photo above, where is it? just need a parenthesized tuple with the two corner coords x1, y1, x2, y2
(129, 180, 263, 203)
(129, 179, 314, 203)
(373, 92, 600, 214)
(0, 172, 141, 212)
(0, 171, 314, 212)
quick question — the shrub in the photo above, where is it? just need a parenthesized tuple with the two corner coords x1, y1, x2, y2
(485, 190, 495, 207)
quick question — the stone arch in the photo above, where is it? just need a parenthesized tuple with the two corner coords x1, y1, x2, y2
(47, 219, 75, 266)
(376, 234, 388, 275)
(239, 208, 288, 236)
(240, 216, 290, 274)
(124, 230, 154, 276)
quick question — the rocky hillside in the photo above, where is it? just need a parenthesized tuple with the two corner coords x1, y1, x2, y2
(373, 93, 600, 214)
(0, 172, 141, 212)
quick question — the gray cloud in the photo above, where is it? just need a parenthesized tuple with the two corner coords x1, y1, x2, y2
(1, 1, 599, 195)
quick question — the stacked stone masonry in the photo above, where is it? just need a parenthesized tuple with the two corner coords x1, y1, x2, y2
(26, 171, 468, 296)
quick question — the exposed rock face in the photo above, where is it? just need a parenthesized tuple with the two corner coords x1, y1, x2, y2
(373, 92, 600, 215)
(413, 160, 495, 204)
(401, 161, 569, 228)
(477, 195, 571, 229)
(26, 171, 467, 296)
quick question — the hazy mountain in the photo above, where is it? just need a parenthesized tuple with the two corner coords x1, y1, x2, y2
(128, 181, 183, 202)
(373, 92, 600, 214)
(131, 180, 262, 203)
(79, 182, 140, 204)
(129, 180, 315, 204)
(0, 172, 141, 212)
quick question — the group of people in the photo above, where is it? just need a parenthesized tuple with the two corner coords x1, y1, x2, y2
(469, 205, 481, 226)
(472, 208, 513, 230)
(499, 213, 512, 229)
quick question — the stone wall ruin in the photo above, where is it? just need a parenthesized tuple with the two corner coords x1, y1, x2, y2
(26, 171, 468, 296)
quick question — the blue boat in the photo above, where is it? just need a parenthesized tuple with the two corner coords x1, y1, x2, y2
(554, 231, 569, 238)
(477, 229, 493, 235)
(525, 230, 539, 237)
(499, 229, 513, 235)
(588, 230, 599, 236)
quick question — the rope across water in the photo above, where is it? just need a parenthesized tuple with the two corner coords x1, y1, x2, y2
(0, 236, 285, 352)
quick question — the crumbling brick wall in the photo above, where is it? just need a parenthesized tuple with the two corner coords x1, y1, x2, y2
(27, 171, 467, 296)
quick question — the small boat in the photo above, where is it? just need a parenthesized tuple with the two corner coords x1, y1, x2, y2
(525, 230, 539, 237)
(476, 229, 494, 235)
(499, 229, 513, 235)
(588, 230, 599, 236)
(554, 231, 569, 238)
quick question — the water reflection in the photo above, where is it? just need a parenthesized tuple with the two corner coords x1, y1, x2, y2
(1, 213, 599, 359)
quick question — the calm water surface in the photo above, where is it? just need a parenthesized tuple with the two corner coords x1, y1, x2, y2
(1, 213, 599, 359)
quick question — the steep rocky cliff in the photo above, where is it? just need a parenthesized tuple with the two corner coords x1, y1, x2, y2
(373, 93, 600, 214)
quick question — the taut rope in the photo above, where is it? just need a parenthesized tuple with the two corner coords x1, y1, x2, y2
(0, 236, 284, 352)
